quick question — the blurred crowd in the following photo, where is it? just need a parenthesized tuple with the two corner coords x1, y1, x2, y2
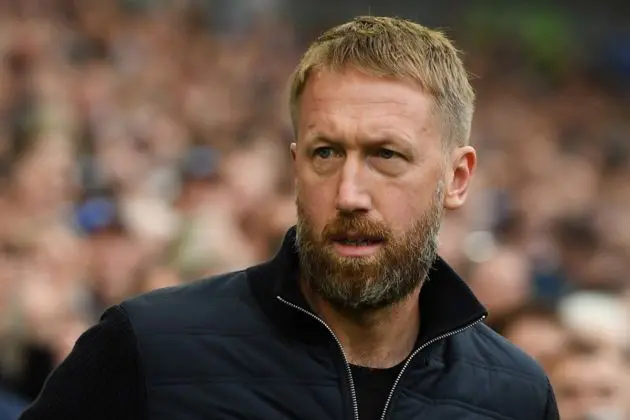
(0, 1, 628, 419)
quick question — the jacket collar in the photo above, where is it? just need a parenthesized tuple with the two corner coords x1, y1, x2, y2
(247, 226, 487, 346)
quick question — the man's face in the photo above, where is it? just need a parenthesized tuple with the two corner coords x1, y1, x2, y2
(503, 316, 567, 372)
(291, 67, 474, 312)
(552, 352, 628, 420)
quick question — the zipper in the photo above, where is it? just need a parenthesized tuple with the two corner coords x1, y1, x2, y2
(277, 296, 360, 420)
(379, 314, 487, 420)
(277, 295, 486, 420)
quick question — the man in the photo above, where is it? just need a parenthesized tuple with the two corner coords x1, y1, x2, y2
(549, 337, 628, 420)
(494, 302, 568, 374)
(0, 386, 27, 420)
(20, 16, 558, 419)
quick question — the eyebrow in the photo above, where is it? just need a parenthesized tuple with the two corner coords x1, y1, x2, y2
(307, 133, 415, 154)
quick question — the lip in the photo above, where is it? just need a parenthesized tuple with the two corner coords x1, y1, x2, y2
(331, 241, 383, 257)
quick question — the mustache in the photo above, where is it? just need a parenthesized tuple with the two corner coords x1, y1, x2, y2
(321, 214, 391, 241)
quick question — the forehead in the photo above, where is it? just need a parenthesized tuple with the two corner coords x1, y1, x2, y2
(298, 68, 437, 141)
(508, 317, 563, 339)
(555, 355, 622, 382)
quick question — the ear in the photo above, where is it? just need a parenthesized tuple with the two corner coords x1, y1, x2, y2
(290, 143, 298, 188)
(290, 142, 297, 162)
(443, 146, 476, 210)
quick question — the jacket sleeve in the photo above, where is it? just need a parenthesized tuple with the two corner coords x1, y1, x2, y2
(19, 305, 147, 420)
(544, 379, 560, 420)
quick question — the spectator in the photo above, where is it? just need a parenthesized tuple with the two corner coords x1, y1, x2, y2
(0, 386, 27, 420)
(493, 302, 568, 373)
(549, 337, 629, 420)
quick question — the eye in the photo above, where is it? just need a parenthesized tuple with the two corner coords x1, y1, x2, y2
(313, 147, 336, 159)
(368, 147, 408, 176)
(376, 148, 397, 159)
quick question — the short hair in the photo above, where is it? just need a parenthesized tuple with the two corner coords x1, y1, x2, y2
(549, 334, 629, 374)
(288, 16, 475, 147)
(492, 301, 561, 337)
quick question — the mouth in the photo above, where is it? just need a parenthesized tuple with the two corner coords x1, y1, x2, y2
(330, 233, 384, 245)
(334, 238, 383, 246)
(329, 234, 384, 256)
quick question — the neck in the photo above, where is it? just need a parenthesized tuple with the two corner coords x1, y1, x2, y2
(302, 281, 421, 369)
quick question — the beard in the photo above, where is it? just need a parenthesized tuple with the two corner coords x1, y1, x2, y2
(296, 185, 444, 313)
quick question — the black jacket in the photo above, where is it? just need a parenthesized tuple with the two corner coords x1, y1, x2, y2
(20, 227, 558, 419)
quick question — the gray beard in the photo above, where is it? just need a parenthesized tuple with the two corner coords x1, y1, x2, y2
(295, 188, 443, 313)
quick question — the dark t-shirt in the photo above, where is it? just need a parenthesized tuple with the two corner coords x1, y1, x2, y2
(351, 362, 404, 420)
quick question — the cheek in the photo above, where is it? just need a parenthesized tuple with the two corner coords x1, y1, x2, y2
(376, 193, 412, 230)
(373, 184, 434, 234)
(296, 174, 337, 230)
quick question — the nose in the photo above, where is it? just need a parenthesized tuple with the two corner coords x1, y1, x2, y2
(335, 158, 371, 214)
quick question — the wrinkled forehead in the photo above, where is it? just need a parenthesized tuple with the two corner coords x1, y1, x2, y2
(301, 66, 434, 109)
(297, 68, 440, 143)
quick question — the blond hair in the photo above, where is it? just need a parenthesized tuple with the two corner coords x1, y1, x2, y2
(288, 16, 475, 147)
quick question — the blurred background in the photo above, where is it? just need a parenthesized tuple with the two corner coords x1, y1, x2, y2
(0, 0, 628, 419)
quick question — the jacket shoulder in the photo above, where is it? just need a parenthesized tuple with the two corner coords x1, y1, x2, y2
(438, 323, 554, 419)
(120, 268, 268, 334)
(455, 322, 549, 384)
